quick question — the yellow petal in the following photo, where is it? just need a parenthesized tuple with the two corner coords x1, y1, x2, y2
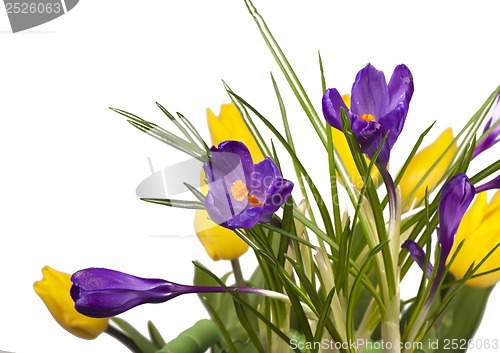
(207, 102, 265, 162)
(34, 266, 109, 339)
(194, 209, 249, 261)
(448, 191, 500, 288)
(333, 95, 381, 188)
(399, 128, 456, 211)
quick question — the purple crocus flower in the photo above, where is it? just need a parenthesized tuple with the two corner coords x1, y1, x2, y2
(437, 174, 475, 262)
(71, 268, 264, 318)
(322, 63, 414, 167)
(473, 95, 500, 158)
(204, 140, 293, 229)
(402, 174, 475, 299)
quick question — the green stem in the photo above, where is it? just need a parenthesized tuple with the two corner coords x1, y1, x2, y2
(105, 325, 142, 353)
(378, 166, 402, 353)
(231, 259, 246, 288)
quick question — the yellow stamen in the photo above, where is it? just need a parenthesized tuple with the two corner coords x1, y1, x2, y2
(358, 113, 375, 122)
(248, 194, 263, 207)
(231, 180, 249, 201)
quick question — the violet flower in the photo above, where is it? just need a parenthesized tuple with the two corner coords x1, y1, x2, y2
(204, 140, 293, 229)
(473, 95, 500, 158)
(71, 268, 264, 318)
(402, 174, 475, 299)
(322, 63, 413, 167)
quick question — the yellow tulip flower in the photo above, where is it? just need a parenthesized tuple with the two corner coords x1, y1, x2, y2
(399, 128, 456, 210)
(34, 266, 109, 339)
(333, 95, 381, 188)
(448, 191, 500, 288)
(194, 102, 262, 260)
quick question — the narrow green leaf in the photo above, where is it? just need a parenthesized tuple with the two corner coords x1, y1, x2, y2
(140, 197, 204, 209)
(111, 317, 157, 353)
(156, 101, 198, 147)
(183, 182, 205, 202)
(224, 81, 272, 158)
(243, 0, 327, 147)
(147, 321, 166, 349)
(176, 111, 210, 152)
(226, 88, 335, 243)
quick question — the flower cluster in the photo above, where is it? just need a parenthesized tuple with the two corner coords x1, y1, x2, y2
(33, 1, 500, 352)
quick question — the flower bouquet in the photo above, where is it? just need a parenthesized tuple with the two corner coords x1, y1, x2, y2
(34, 1, 500, 352)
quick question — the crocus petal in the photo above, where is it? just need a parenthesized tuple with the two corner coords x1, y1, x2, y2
(387, 64, 414, 111)
(250, 157, 281, 197)
(204, 141, 253, 184)
(402, 240, 433, 277)
(355, 121, 387, 164)
(261, 178, 294, 217)
(437, 174, 475, 259)
(226, 206, 263, 229)
(195, 171, 249, 260)
(34, 266, 109, 339)
(322, 88, 348, 130)
(350, 63, 389, 118)
(399, 128, 456, 211)
(71, 268, 189, 318)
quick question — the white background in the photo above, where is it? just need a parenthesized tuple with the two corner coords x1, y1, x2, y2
(1, 0, 500, 352)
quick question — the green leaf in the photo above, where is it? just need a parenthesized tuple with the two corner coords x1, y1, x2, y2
(243, 0, 327, 147)
(147, 321, 166, 349)
(437, 286, 494, 353)
(111, 317, 157, 353)
(140, 197, 204, 209)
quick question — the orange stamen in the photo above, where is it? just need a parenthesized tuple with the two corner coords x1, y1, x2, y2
(358, 113, 375, 122)
(248, 194, 263, 207)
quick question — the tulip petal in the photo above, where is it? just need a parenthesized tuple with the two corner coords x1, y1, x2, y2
(399, 128, 456, 210)
(207, 103, 265, 162)
(194, 209, 249, 260)
(34, 266, 108, 339)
